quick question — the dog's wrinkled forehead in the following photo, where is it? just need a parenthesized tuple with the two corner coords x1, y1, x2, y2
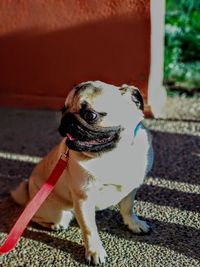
(66, 81, 121, 111)
(76, 81, 102, 101)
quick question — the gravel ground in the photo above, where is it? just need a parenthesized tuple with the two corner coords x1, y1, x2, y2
(0, 97, 200, 267)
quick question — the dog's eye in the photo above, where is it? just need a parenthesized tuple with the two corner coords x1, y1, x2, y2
(81, 110, 99, 123)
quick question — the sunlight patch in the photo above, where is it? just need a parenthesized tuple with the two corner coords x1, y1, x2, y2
(145, 177, 200, 195)
(0, 151, 41, 164)
(135, 200, 200, 229)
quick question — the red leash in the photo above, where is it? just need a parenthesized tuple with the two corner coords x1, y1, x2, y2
(0, 150, 69, 255)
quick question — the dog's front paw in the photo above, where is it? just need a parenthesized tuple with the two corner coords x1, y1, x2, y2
(50, 211, 74, 231)
(51, 223, 69, 231)
(85, 242, 107, 265)
(124, 214, 152, 234)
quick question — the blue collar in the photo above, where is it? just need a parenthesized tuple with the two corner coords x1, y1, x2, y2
(134, 122, 143, 138)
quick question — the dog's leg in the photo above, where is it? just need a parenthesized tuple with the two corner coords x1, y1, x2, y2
(119, 189, 151, 234)
(73, 196, 107, 265)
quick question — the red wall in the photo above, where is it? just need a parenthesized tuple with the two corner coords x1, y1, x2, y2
(0, 0, 150, 110)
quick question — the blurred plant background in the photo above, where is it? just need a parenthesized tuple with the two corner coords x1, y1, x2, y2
(165, 0, 200, 97)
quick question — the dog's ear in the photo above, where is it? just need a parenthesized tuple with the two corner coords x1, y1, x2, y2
(119, 84, 144, 111)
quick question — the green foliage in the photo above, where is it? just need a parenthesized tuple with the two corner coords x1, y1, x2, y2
(165, 0, 200, 93)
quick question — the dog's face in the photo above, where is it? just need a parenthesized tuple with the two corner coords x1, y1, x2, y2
(59, 81, 144, 153)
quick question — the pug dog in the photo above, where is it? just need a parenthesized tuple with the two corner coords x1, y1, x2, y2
(11, 81, 153, 265)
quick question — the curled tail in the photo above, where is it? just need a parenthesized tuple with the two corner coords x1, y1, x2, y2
(11, 180, 29, 206)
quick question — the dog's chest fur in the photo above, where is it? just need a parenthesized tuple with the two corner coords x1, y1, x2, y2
(71, 127, 152, 210)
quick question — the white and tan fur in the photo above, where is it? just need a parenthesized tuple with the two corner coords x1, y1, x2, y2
(11, 81, 153, 265)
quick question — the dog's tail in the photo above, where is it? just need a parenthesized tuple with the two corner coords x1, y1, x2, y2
(11, 180, 29, 206)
